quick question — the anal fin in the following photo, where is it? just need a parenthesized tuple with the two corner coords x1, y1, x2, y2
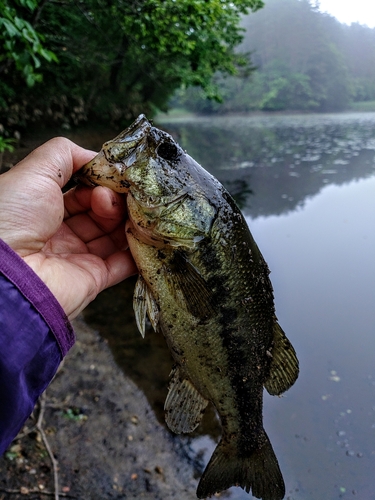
(165, 366, 208, 434)
(264, 322, 299, 396)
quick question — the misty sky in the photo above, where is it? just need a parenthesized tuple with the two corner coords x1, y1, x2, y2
(317, 0, 375, 27)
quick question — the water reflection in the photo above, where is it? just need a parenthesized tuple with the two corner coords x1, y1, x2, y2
(251, 175, 375, 499)
(83, 113, 375, 499)
(161, 113, 375, 217)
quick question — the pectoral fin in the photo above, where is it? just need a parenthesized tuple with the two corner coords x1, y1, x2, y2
(264, 322, 299, 396)
(165, 366, 208, 434)
(166, 250, 216, 321)
(133, 275, 159, 337)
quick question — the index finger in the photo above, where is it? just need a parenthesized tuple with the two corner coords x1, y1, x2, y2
(64, 185, 126, 220)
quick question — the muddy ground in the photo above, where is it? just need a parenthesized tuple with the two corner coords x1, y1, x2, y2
(0, 317, 203, 500)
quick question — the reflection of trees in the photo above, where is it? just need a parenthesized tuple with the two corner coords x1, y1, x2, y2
(224, 179, 254, 210)
(163, 116, 375, 217)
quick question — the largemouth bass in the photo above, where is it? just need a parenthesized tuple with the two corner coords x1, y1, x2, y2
(76, 115, 299, 500)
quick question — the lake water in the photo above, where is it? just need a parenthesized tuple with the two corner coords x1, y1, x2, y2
(84, 112, 375, 499)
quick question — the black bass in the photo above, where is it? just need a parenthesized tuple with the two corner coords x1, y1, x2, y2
(76, 115, 299, 500)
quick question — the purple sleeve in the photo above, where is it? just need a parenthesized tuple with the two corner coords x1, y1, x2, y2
(0, 239, 75, 454)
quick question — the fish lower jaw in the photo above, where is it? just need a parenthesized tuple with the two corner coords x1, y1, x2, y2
(72, 174, 98, 188)
(126, 214, 199, 250)
(126, 220, 167, 249)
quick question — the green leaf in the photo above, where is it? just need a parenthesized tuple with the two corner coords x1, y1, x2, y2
(14, 15, 26, 31)
(0, 136, 16, 153)
(2, 18, 20, 37)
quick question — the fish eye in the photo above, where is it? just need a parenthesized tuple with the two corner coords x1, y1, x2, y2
(157, 141, 179, 162)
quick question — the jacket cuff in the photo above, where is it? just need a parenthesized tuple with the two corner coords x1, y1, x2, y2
(0, 239, 75, 356)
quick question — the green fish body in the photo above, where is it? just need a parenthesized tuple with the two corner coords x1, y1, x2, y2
(76, 115, 299, 500)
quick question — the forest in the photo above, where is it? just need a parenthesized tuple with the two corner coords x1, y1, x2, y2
(0, 0, 262, 150)
(175, 0, 375, 113)
(1, 0, 375, 150)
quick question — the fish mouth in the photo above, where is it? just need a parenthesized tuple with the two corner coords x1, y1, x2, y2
(73, 114, 152, 188)
(73, 150, 117, 188)
(108, 114, 151, 148)
(102, 114, 152, 167)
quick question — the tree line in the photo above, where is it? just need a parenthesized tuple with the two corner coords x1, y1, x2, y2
(2, 0, 375, 152)
(175, 0, 375, 113)
(0, 0, 262, 148)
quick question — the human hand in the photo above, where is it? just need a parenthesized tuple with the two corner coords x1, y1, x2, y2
(0, 137, 137, 320)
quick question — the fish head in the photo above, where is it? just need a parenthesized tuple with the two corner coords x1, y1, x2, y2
(76, 114, 188, 199)
(75, 114, 152, 192)
(76, 114, 216, 248)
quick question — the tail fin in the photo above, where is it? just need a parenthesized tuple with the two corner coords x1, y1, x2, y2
(196, 431, 285, 500)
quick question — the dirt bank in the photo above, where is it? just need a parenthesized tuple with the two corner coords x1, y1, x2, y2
(0, 317, 201, 500)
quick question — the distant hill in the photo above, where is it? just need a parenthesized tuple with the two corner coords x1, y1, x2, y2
(173, 0, 375, 114)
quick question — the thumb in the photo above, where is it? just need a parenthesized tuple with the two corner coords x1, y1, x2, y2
(15, 137, 97, 189)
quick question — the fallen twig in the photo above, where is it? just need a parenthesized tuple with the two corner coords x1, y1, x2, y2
(36, 394, 59, 500)
(0, 488, 75, 498)
(12, 393, 67, 500)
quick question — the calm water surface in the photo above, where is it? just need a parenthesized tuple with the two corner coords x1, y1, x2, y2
(85, 113, 375, 499)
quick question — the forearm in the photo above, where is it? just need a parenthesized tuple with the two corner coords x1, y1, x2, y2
(0, 239, 75, 454)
